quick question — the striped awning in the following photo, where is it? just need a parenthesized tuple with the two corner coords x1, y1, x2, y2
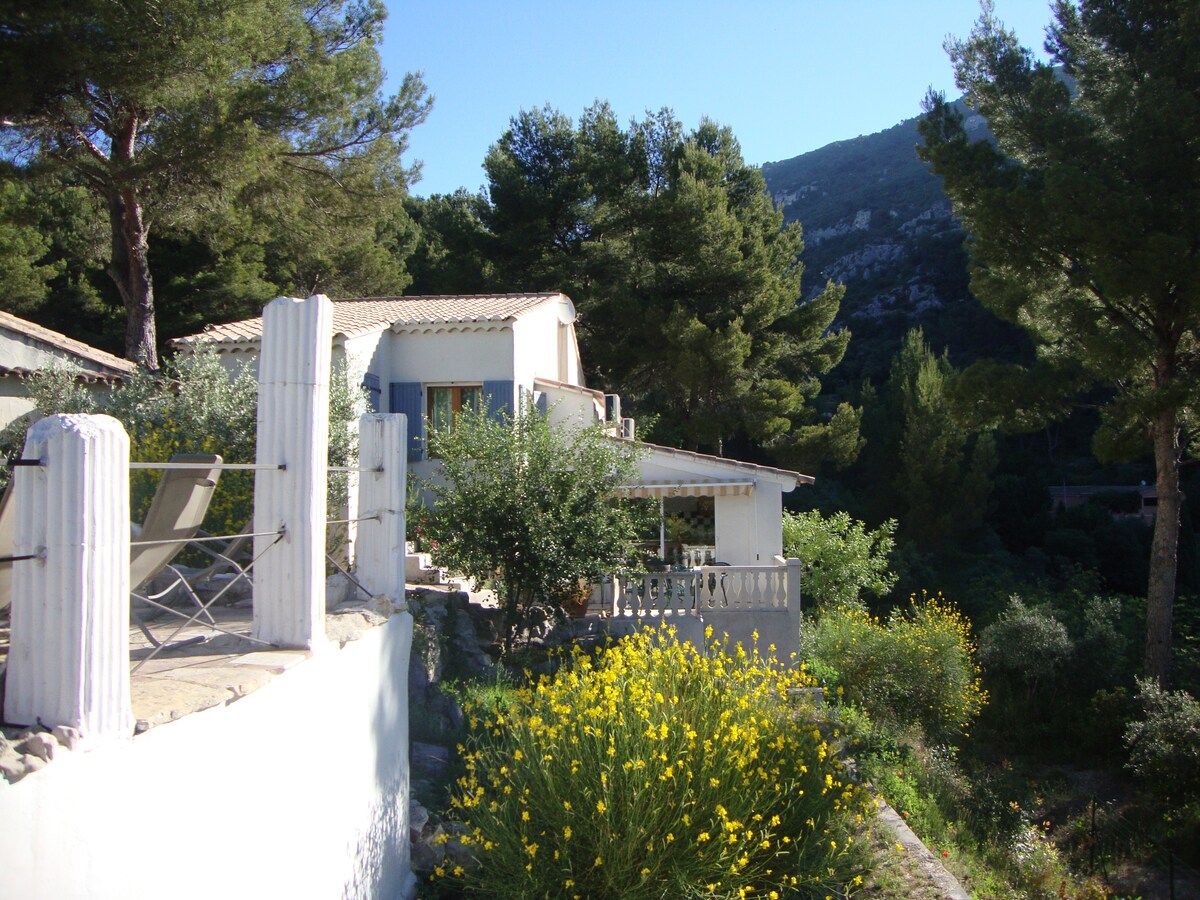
(614, 481, 756, 499)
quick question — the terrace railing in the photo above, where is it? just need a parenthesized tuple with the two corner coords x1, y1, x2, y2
(613, 559, 802, 659)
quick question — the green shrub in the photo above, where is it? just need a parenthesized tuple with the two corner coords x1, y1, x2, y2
(3, 348, 363, 538)
(438, 628, 872, 898)
(978, 597, 1073, 698)
(781, 509, 896, 611)
(424, 405, 644, 654)
(803, 593, 986, 743)
(1125, 677, 1200, 806)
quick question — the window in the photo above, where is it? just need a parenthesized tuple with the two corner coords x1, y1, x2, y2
(427, 385, 482, 432)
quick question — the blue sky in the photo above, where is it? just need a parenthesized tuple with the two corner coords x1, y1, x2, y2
(381, 1, 1056, 198)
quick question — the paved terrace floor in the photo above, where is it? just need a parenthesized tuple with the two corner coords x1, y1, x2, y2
(1, 599, 387, 735)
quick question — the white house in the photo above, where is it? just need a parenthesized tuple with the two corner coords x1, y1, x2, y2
(174, 293, 812, 566)
(0, 310, 137, 434)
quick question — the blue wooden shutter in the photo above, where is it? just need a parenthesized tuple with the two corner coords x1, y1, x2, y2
(389, 382, 424, 461)
(482, 380, 514, 423)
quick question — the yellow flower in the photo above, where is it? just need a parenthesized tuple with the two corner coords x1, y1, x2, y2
(596, 800, 607, 814)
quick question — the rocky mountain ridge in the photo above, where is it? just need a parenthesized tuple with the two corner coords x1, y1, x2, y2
(761, 104, 1023, 387)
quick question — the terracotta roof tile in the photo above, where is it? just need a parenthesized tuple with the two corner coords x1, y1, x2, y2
(0, 311, 137, 376)
(173, 293, 568, 347)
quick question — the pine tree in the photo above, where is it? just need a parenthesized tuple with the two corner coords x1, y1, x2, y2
(918, 0, 1200, 681)
(478, 104, 853, 460)
(0, 0, 430, 367)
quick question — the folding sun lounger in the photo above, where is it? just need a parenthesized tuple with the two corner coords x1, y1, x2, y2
(129, 454, 224, 651)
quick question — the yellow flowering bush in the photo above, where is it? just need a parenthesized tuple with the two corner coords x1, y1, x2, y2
(439, 627, 872, 898)
(803, 592, 986, 742)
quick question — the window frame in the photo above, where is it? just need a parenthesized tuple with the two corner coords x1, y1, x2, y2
(426, 384, 483, 442)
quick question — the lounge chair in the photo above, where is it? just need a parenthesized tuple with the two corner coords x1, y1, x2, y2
(129, 454, 224, 651)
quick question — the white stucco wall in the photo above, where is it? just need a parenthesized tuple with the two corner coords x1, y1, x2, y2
(0, 331, 125, 433)
(538, 382, 604, 429)
(0, 330, 86, 372)
(0, 615, 415, 900)
(512, 302, 569, 390)
(713, 481, 785, 564)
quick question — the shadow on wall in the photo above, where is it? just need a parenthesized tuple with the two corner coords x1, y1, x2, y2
(344, 612, 415, 900)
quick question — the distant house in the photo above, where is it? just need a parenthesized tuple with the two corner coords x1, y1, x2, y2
(0, 311, 137, 435)
(175, 293, 812, 565)
(1050, 484, 1158, 526)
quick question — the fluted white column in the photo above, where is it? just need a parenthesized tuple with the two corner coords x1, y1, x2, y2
(253, 295, 332, 648)
(355, 413, 407, 605)
(4, 414, 133, 743)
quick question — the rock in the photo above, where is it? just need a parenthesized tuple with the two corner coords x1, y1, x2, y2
(20, 753, 47, 779)
(366, 593, 393, 619)
(411, 742, 451, 781)
(409, 802, 430, 839)
(0, 755, 26, 783)
(410, 829, 443, 872)
(51, 725, 81, 751)
(443, 825, 479, 871)
(20, 732, 58, 762)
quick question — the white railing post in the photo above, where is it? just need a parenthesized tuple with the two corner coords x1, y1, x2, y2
(4, 414, 133, 743)
(355, 413, 407, 604)
(253, 295, 332, 648)
(785, 557, 803, 652)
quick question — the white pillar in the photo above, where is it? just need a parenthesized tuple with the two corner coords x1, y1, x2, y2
(785, 557, 803, 663)
(253, 295, 332, 648)
(4, 414, 133, 743)
(355, 414, 407, 605)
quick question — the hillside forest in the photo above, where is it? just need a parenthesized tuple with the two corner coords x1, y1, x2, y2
(2, 0, 1199, 894)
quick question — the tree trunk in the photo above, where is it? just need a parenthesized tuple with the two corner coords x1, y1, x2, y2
(106, 187, 158, 369)
(1145, 407, 1181, 684)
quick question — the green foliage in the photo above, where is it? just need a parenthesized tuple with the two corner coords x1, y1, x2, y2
(0, 179, 59, 312)
(1125, 678, 1200, 806)
(919, 0, 1200, 680)
(403, 190, 494, 295)
(473, 102, 855, 461)
(781, 509, 896, 611)
(848, 328, 996, 553)
(439, 628, 872, 898)
(966, 583, 1141, 759)
(3, 348, 363, 537)
(802, 593, 986, 743)
(0, 173, 118, 348)
(978, 597, 1074, 698)
(423, 405, 645, 653)
(893, 328, 996, 550)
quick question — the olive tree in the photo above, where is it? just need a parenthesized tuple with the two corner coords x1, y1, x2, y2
(423, 405, 645, 653)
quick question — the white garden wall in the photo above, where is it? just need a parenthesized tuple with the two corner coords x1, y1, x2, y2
(0, 614, 415, 900)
